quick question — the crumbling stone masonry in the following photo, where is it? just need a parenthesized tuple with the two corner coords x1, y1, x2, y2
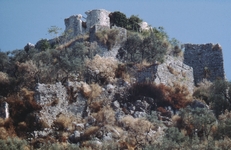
(64, 14, 86, 37)
(85, 9, 110, 32)
(64, 9, 111, 37)
(184, 43, 225, 85)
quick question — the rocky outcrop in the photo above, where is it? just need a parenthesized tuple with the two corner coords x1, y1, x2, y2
(136, 56, 194, 93)
(35, 82, 69, 127)
(35, 82, 87, 127)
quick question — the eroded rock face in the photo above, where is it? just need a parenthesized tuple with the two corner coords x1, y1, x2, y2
(35, 82, 69, 127)
(35, 82, 87, 127)
(136, 56, 194, 93)
(155, 56, 194, 93)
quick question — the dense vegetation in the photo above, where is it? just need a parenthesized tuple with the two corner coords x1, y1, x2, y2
(0, 11, 231, 150)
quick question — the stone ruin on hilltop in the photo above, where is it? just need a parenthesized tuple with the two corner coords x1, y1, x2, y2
(63, 9, 225, 85)
(64, 9, 111, 37)
(1, 9, 226, 119)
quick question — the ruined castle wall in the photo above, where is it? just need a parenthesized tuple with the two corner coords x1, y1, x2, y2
(64, 14, 86, 37)
(85, 9, 110, 32)
(184, 43, 225, 85)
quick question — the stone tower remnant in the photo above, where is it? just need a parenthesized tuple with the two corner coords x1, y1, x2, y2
(64, 14, 86, 37)
(64, 9, 111, 37)
(85, 9, 110, 32)
(184, 43, 225, 85)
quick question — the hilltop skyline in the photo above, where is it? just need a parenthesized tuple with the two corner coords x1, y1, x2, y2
(0, 0, 230, 80)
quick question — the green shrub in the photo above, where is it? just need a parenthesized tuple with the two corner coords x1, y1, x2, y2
(109, 11, 143, 32)
(120, 31, 168, 64)
(39, 143, 81, 150)
(0, 138, 28, 150)
(109, 11, 128, 28)
(127, 15, 143, 31)
(209, 80, 231, 117)
(0, 52, 9, 71)
(214, 110, 231, 140)
(35, 39, 50, 51)
(177, 107, 216, 139)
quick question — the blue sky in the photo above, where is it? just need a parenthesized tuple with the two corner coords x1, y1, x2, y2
(0, 0, 230, 80)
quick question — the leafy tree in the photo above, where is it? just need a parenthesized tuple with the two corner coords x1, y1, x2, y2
(109, 11, 128, 28)
(178, 107, 216, 140)
(120, 31, 168, 64)
(213, 110, 231, 140)
(153, 26, 169, 41)
(127, 15, 143, 31)
(48, 26, 62, 38)
(9, 49, 28, 63)
(121, 34, 142, 62)
(142, 33, 167, 63)
(169, 38, 182, 56)
(48, 26, 62, 47)
(35, 39, 50, 51)
(209, 80, 231, 117)
(0, 52, 9, 71)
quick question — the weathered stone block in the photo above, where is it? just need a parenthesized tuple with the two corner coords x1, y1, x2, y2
(136, 56, 194, 93)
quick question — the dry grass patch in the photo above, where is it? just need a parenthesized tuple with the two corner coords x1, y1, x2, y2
(135, 59, 152, 71)
(85, 55, 118, 83)
(56, 34, 89, 50)
(121, 115, 156, 149)
(0, 72, 9, 84)
(95, 29, 120, 50)
(53, 114, 80, 131)
(82, 126, 100, 140)
(193, 79, 212, 103)
(0, 127, 8, 139)
(89, 83, 102, 99)
(81, 82, 92, 98)
(91, 106, 115, 125)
